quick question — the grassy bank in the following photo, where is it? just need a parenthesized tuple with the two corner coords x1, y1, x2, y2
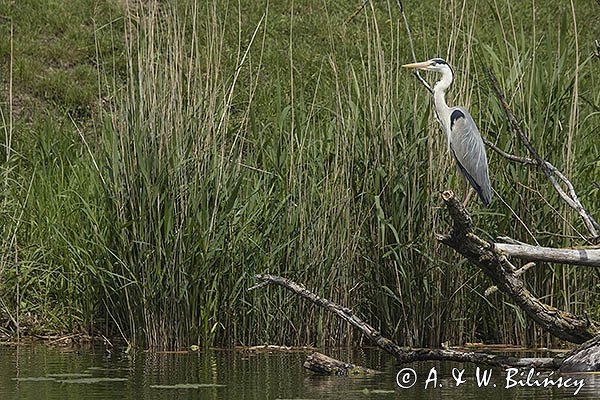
(0, 0, 598, 349)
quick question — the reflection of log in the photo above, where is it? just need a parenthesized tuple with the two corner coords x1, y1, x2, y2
(304, 352, 379, 375)
(437, 191, 599, 344)
(494, 243, 600, 267)
(251, 274, 559, 370)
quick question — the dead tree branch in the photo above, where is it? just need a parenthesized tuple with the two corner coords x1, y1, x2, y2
(252, 274, 560, 369)
(251, 274, 405, 357)
(494, 243, 600, 267)
(482, 137, 536, 166)
(437, 191, 599, 344)
(486, 70, 599, 241)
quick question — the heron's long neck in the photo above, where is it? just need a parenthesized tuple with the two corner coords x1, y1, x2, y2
(432, 68, 454, 139)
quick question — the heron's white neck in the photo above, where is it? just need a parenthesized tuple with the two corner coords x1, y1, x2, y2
(432, 67, 454, 139)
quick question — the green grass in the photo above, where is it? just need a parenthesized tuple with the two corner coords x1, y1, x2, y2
(0, 0, 598, 349)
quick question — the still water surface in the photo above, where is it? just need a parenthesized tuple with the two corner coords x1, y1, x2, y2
(0, 344, 598, 399)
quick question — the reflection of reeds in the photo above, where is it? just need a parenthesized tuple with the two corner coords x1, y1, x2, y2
(2, 0, 598, 349)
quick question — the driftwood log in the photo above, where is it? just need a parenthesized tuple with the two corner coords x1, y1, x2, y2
(303, 352, 379, 375)
(303, 0, 600, 375)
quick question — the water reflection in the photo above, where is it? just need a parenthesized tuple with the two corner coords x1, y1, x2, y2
(0, 344, 597, 399)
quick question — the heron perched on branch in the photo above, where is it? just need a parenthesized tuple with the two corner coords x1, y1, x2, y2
(403, 58, 492, 206)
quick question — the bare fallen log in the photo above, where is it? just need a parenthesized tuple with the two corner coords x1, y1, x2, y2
(304, 352, 379, 375)
(437, 191, 599, 344)
(251, 274, 559, 370)
(494, 243, 600, 267)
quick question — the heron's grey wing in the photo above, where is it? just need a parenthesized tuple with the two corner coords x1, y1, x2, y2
(448, 107, 492, 205)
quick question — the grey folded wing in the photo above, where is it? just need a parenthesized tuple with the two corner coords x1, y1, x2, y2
(448, 107, 492, 205)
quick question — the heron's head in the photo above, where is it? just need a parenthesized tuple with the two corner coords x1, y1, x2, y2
(402, 58, 452, 74)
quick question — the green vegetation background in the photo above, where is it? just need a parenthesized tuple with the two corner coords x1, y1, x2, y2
(0, 0, 598, 349)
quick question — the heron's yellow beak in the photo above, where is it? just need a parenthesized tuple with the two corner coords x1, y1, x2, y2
(401, 61, 432, 69)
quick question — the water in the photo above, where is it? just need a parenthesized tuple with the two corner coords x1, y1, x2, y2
(0, 344, 598, 399)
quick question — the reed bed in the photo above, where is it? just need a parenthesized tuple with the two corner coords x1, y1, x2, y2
(0, 0, 598, 349)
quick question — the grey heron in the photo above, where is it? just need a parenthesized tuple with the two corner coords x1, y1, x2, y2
(403, 58, 492, 205)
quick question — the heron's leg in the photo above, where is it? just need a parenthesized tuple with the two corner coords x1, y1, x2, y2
(462, 180, 474, 206)
(462, 189, 474, 206)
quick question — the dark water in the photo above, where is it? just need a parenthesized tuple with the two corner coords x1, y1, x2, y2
(0, 344, 598, 399)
